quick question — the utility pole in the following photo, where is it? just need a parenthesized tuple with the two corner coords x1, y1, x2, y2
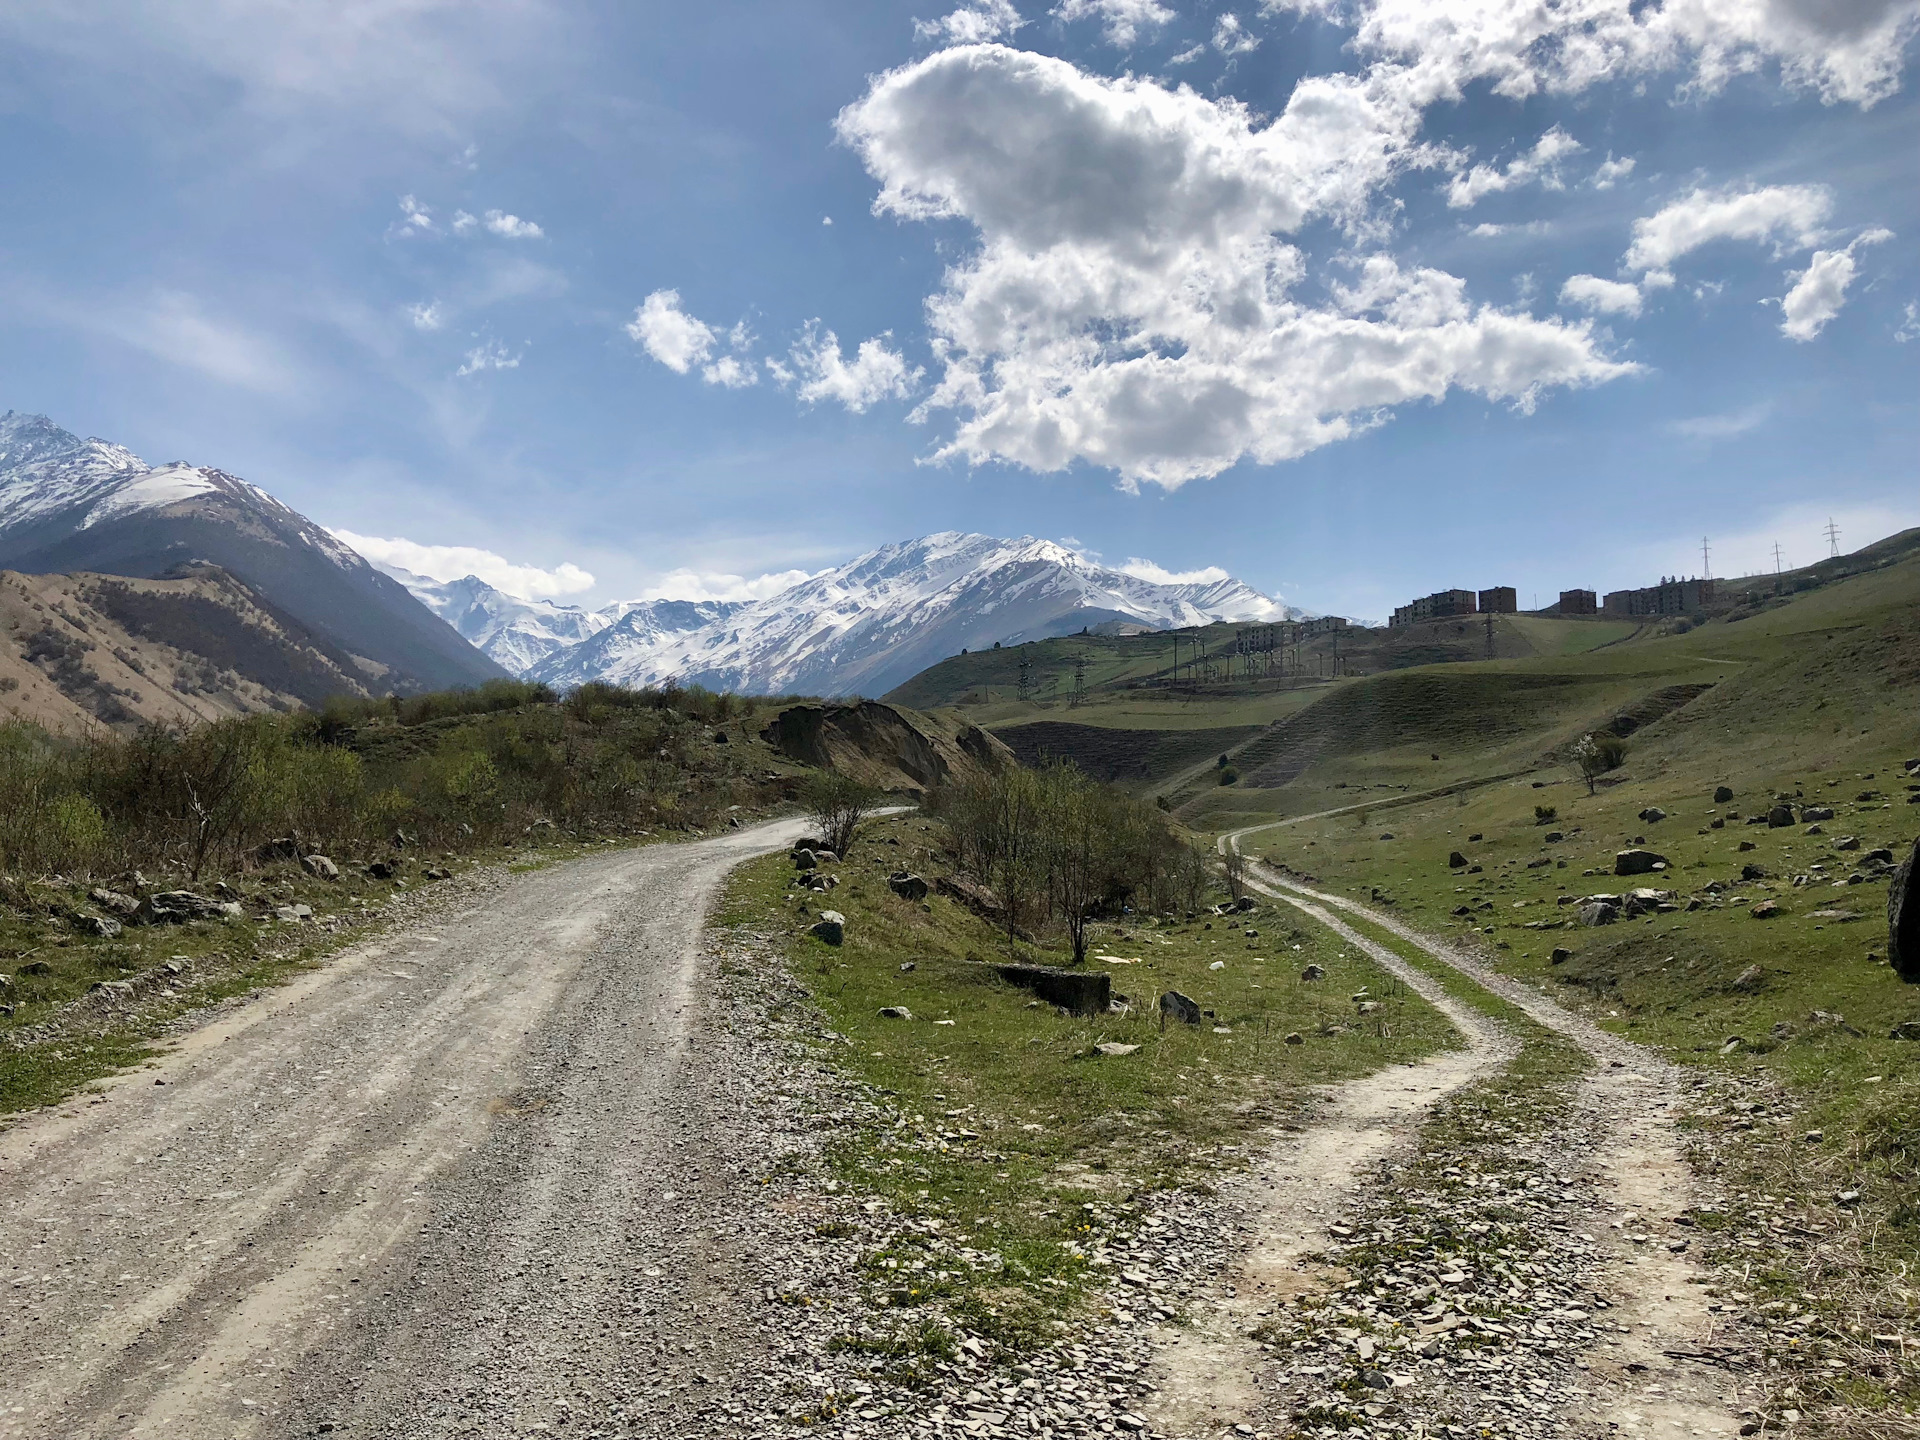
(1824, 517, 1842, 559)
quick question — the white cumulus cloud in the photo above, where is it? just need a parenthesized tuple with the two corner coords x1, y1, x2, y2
(395, 194, 436, 234)
(1623, 183, 1833, 274)
(1212, 13, 1261, 52)
(1265, 0, 1920, 108)
(482, 209, 543, 239)
(1053, 0, 1175, 46)
(334, 530, 597, 600)
(835, 45, 1630, 488)
(915, 0, 1023, 43)
(641, 568, 816, 603)
(770, 324, 920, 412)
(627, 291, 761, 387)
(1590, 154, 1635, 189)
(1118, 557, 1233, 584)
(1779, 228, 1891, 340)
(1559, 273, 1644, 316)
(1446, 125, 1582, 208)
(406, 300, 444, 330)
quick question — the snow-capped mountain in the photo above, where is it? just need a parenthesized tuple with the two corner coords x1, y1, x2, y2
(393, 570, 616, 676)
(520, 532, 1288, 698)
(0, 412, 504, 692)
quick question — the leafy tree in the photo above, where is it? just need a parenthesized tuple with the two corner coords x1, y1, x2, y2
(803, 771, 878, 857)
(1574, 733, 1626, 795)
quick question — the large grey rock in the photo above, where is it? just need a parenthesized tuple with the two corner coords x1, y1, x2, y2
(809, 910, 846, 946)
(1448, 851, 1467, 869)
(88, 887, 139, 916)
(1767, 804, 1796, 828)
(887, 872, 930, 902)
(1891, 838, 1919, 985)
(1092, 1042, 1140, 1057)
(1713, 785, 1735, 803)
(138, 891, 229, 925)
(1614, 849, 1668, 876)
(1638, 807, 1668, 823)
(1301, 963, 1326, 980)
(301, 854, 340, 880)
(1159, 990, 1203, 1025)
(1801, 806, 1836, 823)
(792, 849, 818, 871)
(1577, 901, 1618, 927)
(79, 914, 122, 939)
(878, 1005, 912, 1020)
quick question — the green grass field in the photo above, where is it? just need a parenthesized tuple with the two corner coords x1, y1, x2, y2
(719, 809, 1462, 1360)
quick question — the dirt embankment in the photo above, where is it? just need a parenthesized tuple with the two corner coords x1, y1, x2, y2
(758, 699, 1011, 793)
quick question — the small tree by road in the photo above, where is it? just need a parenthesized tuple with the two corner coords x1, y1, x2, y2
(803, 772, 878, 856)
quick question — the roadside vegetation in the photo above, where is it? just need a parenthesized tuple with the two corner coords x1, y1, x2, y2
(1, 678, 807, 1113)
(721, 804, 1462, 1374)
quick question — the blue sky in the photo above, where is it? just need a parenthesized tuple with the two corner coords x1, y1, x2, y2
(1, 0, 1915, 622)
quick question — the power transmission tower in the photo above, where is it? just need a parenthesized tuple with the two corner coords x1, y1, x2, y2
(1772, 543, 1784, 574)
(1016, 655, 1033, 704)
(1824, 517, 1841, 559)
(1700, 537, 1711, 581)
(1071, 655, 1086, 708)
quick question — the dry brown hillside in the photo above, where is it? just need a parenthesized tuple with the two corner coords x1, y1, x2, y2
(0, 564, 379, 732)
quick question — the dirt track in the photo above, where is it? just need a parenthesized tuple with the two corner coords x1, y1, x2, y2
(0, 819, 809, 1440)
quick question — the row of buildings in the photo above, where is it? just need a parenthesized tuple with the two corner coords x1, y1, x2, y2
(1388, 586, 1515, 626)
(1390, 576, 1719, 626)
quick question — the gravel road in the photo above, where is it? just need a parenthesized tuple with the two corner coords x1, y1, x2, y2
(0, 818, 812, 1440)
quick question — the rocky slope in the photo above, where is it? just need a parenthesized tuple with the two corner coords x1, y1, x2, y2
(0, 412, 504, 695)
(0, 564, 382, 731)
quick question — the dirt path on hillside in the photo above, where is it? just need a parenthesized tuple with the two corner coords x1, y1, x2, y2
(1144, 890, 1515, 1437)
(1209, 834, 1746, 1440)
(0, 819, 810, 1440)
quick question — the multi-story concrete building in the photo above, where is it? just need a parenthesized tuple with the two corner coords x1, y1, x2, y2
(1602, 577, 1718, 617)
(1558, 589, 1597, 615)
(1477, 586, 1517, 615)
(1390, 589, 1477, 627)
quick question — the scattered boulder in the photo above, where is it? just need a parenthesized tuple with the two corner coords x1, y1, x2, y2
(1448, 851, 1468, 869)
(1578, 901, 1618, 927)
(1890, 1020, 1920, 1041)
(1283, 1032, 1304, 1045)
(1741, 862, 1770, 881)
(1732, 964, 1766, 992)
(88, 887, 139, 916)
(792, 836, 828, 854)
(809, 911, 846, 946)
(1834, 835, 1861, 851)
(1750, 900, 1782, 919)
(1614, 849, 1668, 877)
(1638, 807, 1668, 823)
(1159, 990, 1203, 1025)
(1866, 847, 1895, 866)
(1550, 946, 1574, 964)
(878, 1005, 912, 1020)
(365, 860, 394, 880)
(301, 854, 340, 881)
(1714, 785, 1735, 803)
(886, 872, 929, 901)
(1802, 805, 1836, 823)
(1891, 838, 1919, 984)
(710, 730, 729, 745)
(792, 849, 819, 871)
(1468, 833, 1483, 842)
(1092, 1042, 1139, 1057)
(252, 836, 304, 864)
(1738, 840, 1757, 852)
(19, 960, 53, 976)
(1767, 804, 1796, 828)
(1543, 831, 1564, 843)
(273, 903, 314, 922)
(1234, 896, 1257, 913)
(996, 963, 1110, 1015)
(139, 891, 231, 925)
(811, 849, 840, 864)
(78, 914, 122, 939)
(423, 866, 451, 881)
(1301, 963, 1326, 980)
(935, 873, 1002, 918)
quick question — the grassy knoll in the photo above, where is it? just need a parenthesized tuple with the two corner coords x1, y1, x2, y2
(719, 809, 1462, 1360)
(1220, 547, 1920, 1428)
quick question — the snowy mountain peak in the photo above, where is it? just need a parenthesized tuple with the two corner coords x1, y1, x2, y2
(508, 531, 1288, 697)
